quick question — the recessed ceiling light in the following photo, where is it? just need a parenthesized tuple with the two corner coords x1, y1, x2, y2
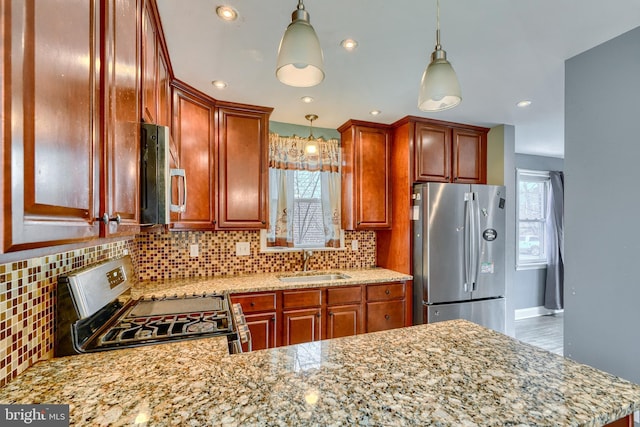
(370, 110, 381, 116)
(340, 39, 358, 51)
(211, 80, 228, 89)
(301, 96, 314, 104)
(517, 100, 532, 108)
(216, 6, 238, 21)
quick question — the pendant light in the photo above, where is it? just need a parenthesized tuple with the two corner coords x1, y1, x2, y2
(304, 114, 319, 155)
(418, 0, 462, 112)
(276, 0, 325, 87)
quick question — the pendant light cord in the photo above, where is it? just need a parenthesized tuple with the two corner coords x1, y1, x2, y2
(435, 0, 441, 49)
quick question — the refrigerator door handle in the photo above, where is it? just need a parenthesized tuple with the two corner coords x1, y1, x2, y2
(463, 192, 472, 293)
(471, 195, 481, 291)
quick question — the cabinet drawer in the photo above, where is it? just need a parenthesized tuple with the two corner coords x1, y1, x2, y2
(326, 286, 362, 305)
(231, 293, 277, 314)
(366, 300, 405, 332)
(283, 289, 322, 309)
(366, 282, 405, 301)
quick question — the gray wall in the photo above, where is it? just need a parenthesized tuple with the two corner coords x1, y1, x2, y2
(269, 121, 340, 141)
(565, 25, 640, 383)
(513, 154, 564, 311)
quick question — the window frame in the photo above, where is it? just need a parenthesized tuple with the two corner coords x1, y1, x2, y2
(516, 168, 550, 270)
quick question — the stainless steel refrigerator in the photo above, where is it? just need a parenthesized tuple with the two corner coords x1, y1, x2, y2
(412, 182, 506, 333)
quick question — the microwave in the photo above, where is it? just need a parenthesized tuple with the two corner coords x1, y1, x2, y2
(140, 123, 186, 225)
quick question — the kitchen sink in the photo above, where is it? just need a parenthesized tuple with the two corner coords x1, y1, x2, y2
(277, 273, 351, 283)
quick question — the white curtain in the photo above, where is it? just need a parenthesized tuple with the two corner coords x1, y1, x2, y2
(267, 133, 341, 248)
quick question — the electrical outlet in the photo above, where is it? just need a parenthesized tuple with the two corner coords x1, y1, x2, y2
(236, 242, 250, 256)
(189, 244, 199, 258)
(351, 240, 359, 251)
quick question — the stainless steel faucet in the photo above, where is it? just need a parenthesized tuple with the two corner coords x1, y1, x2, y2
(302, 250, 313, 271)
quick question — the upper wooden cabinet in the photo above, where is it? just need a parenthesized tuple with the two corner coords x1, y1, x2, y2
(170, 81, 216, 230)
(101, 0, 142, 237)
(339, 120, 392, 231)
(1, 0, 102, 252)
(216, 103, 271, 230)
(411, 117, 488, 184)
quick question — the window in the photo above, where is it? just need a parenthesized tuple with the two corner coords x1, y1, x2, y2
(516, 169, 550, 269)
(263, 133, 343, 251)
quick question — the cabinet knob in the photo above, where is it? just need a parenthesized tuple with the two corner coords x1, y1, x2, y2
(97, 213, 121, 225)
(385, 289, 390, 295)
(385, 314, 390, 320)
(261, 220, 266, 224)
(271, 316, 275, 321)
(250, 302, 255, 307)
(316, 313, 321, 318)
(329, 311, 333, 316)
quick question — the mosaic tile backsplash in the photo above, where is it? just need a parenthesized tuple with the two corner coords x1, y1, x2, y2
(135, 230, 376, 280)
(0, 230, 375, 386)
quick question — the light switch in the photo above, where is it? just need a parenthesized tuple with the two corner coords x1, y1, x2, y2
(351, 240, 359, 251)
(236, 242, 251, 256)
(189, 244, 199, 258)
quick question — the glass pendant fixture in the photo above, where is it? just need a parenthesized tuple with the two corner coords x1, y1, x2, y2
(418, 0, 462, 112)
(276, 0, 325, 87)
(304, 114, 319, 155)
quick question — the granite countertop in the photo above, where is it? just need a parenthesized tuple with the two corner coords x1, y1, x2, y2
(2, 320, 639, 426)
(131, 267, 413, 299)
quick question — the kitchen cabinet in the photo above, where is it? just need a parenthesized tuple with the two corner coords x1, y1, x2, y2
(231, 282, 405, 351)
(338, 120, 392, 231)
(282, 289, 322, 346)
(365, 282, 406, 332)
(216, 103, 271, 230)
(326, 286, 363, 339)
(170, 81, 216, 230)
(141, 0, 171, 127)
(101, 0, 142, 237)
(1, 0, 102, 252)
(231, 292, 278, 351)
(412, 118, 487, 184)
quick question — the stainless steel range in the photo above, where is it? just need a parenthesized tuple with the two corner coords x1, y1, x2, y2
(55, 256, 250, 356)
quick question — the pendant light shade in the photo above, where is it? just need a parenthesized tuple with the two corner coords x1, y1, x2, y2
(276, 1, 325, 87)
(418, 0, 461, 112)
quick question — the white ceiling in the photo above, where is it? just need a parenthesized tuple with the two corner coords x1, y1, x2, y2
(156, 0, 640, 158)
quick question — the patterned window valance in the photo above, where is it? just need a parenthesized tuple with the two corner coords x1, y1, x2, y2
(269, 133, 340, 172)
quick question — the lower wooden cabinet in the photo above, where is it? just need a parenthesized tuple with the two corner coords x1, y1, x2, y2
(243, 312, 276, 352)
(327, 304, 362, 339)
(231, 292, 278, 351)
(231, 282, 405, 351)
(283, 308, 322, 346)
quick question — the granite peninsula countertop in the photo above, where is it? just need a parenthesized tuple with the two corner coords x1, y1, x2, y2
(130, 267, 413, 299)
(2, 320, 639, 426)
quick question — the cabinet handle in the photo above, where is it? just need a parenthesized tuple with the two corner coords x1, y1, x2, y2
(97, 213, 121, 225)
(385, 314, 390, 320)
(385, 289, 390, 295)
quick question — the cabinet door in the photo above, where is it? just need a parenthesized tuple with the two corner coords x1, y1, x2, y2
(1, 0, 101, 252)
(171, 84, 216, 229)
(141, 1, 158, 124)
(414, 122, 451, 183)
(101, 0, 141, 237)
(340, 122, 391, 230)
(283, 308, 322, 346)
(452, 128, 487, 184)
(327, 304, 362, 339)
(157, 47, 171, 127)
(366, 300, 405, 332)
(244, 312, 277, 352)
(216, 106, 269, 229)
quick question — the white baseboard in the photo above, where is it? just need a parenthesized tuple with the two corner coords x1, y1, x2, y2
(515, 306, 564, 320)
